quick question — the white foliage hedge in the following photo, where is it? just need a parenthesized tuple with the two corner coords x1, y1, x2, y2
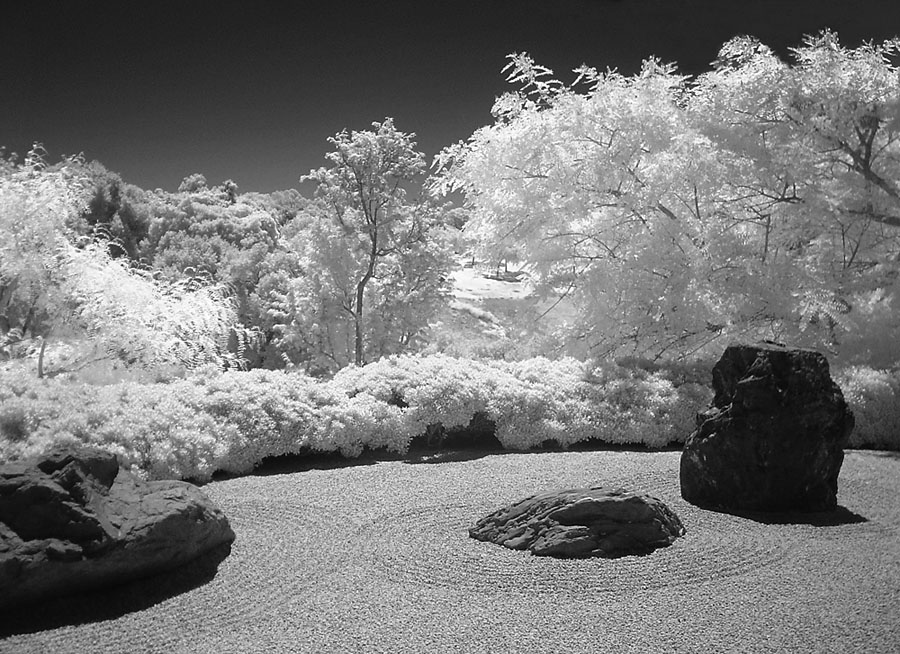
(834, 366, 900, 450)
(1, 354, 894, 482)
(332, 355, 711, 451)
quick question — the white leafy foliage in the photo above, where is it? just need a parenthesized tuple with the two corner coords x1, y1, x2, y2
(796, 288, 853, 333)
(432, 33, 900, 365)
(61, 241, 246, 370)
(835, 365, 900, 449)
(297, 118, 440, 368)
(332, 354, 710, 451)
(255, 119, 455, 372)
(0, 147, 90, 314)
(433, 58, 723, 357)
(1, 148, 250, 373)
(1, 355, 717, 481)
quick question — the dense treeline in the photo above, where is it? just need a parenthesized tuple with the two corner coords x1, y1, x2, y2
(1, 122, 458, 378)
(2, 31, 900, 473)
(2, 31, 899, 385)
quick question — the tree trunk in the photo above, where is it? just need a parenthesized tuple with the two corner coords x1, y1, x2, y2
(354, 236, 380, 366)
(354, 281, 366, 366)
(37, 337, 47, 379)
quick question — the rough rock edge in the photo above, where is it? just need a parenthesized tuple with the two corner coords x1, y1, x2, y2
(469, 486, 685, 559)
(0, 446, 235, 608)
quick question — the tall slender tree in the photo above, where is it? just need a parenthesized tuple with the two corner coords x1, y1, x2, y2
(302, 118, 441, 366)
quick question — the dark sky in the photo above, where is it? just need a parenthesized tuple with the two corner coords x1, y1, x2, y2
(4, 0, 900, 193)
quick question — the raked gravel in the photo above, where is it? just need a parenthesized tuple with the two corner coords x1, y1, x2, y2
(1, 449, 898, 654)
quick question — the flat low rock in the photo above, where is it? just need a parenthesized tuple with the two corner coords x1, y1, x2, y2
(469, 487, 685, 558)
(0, 446, 235, 608)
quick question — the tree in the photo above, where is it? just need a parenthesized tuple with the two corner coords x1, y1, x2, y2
(253, 197, 453, 374)
(0, 148, 250, 376)
(433, 55, 724, 359)
(61, 240, 248, 372)
(220, 179, 238, 204)
(432, 34, 900, 365)
(0, 147, 89, 372)
(178, 173, 208, 193)
(302, 118, 452, 366)
(72, 161, 150, 259)
(688, 31, 900, 362)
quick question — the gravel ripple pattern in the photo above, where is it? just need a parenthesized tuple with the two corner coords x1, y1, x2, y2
(1, 450, 898, 654)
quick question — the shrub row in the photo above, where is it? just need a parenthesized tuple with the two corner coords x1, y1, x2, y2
(1, 356, 894, 482)
(834, 365, 900, 450)
(0, 355, 711, 481)
(332, 355, 711, 451)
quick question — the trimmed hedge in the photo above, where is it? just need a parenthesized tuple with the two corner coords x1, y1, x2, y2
(0, 355, 710, 481)
(332, 355, 711, 451)
(1, 355, 895, 482)
(834, 365, 900, 450)
(0, 368, 417, 481)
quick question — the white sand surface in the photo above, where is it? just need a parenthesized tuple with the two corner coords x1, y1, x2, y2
(2, 449, 898, 654)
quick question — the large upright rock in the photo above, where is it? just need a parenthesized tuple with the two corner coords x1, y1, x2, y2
(680, 342, 854, 512)
(470, 487, 685, 558)
(0, 446, 235, 608)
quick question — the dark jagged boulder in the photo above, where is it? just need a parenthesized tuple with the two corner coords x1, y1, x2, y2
(680, 342, 854, 512)
(469, 487, 685, 558)
(0, 446, 235, 608)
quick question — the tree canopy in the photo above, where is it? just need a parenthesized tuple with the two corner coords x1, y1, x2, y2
(295, 118, 454, 369)
(433, 31, 900, 365)
(6, 32, 898, 377)
(0, 149, 249, 375)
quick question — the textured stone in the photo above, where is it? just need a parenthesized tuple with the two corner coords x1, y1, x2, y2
(0, 446, 235, 608)
(680, 342, 854, 512)
(469, 487, 685, 558)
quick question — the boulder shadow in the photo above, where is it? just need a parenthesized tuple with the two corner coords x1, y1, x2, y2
(712, 505, 868, 526)
(218, 447, 390, 480)
(0, 542, 232, 638)
(861, 450, 900, 460)
(405, 444, 507, 465)
(404, 415, 506, 465)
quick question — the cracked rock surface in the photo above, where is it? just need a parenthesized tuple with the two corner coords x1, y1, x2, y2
(681, 342, 854, 512)
(0, 446, 235, 608)
(469, 486, 685, 558)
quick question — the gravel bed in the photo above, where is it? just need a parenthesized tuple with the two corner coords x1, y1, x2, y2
(1, 449, 898, 653)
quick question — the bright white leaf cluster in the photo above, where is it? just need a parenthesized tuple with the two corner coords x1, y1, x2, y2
(0, 147, 249, 374)
(432, 32, 900, 366)
(61, 241, 244, 370)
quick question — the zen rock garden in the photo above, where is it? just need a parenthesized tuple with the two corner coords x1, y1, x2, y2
(470, 341, 855, 559)
(0, 446, 234, 609)
(0, 341, 857, 602)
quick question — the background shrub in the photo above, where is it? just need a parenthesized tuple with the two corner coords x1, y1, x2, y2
(835, 365, 900, 450)
(20, 352, 874, 483)
(333, 355, 711, 451)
